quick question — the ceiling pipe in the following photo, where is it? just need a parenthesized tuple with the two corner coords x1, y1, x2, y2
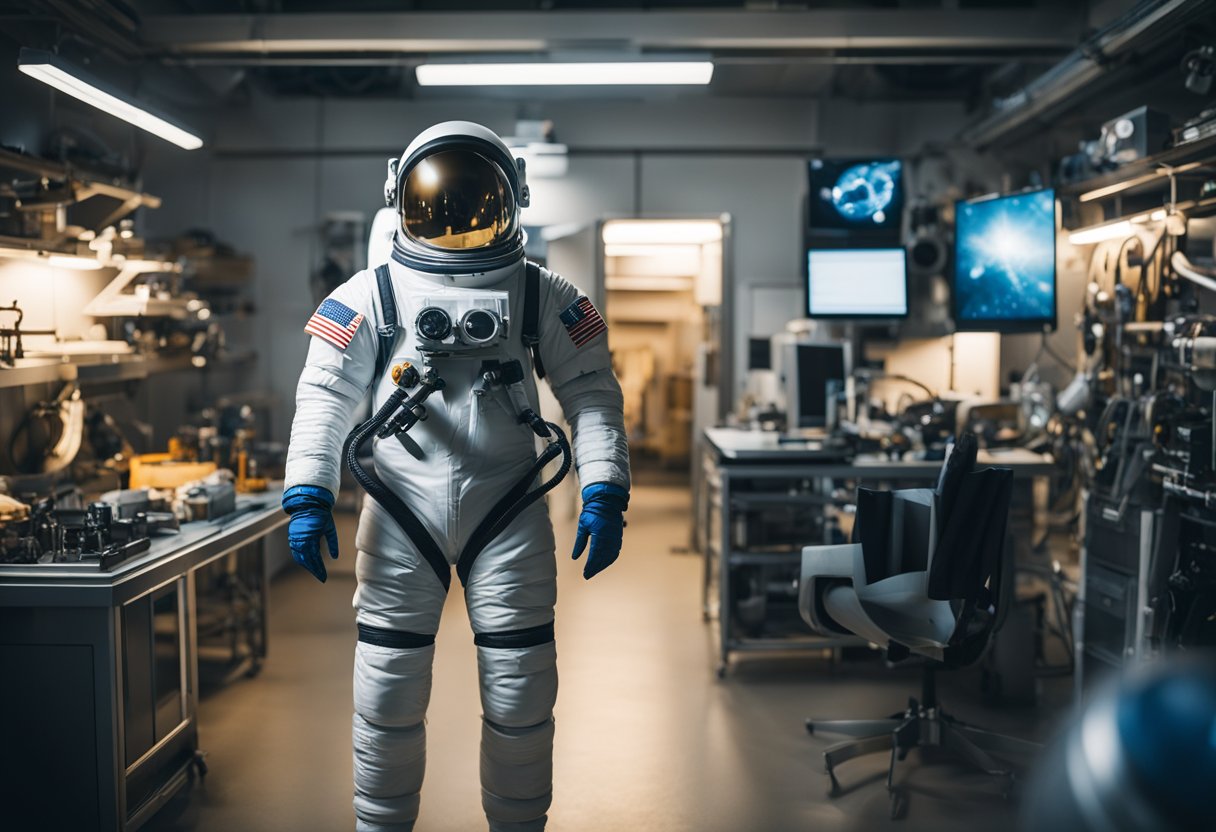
(959, 0, 1212, 149)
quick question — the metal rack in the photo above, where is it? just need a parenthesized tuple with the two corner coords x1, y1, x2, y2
(700, 428, 1057, 677)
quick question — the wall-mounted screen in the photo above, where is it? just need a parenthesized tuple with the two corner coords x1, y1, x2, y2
(808, 158, 904, 235)
(806, 248, 908, 319)
(953, 188, 1057, 332)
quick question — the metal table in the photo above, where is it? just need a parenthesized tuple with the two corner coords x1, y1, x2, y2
(701, 428, 1055, 676)
(0, 492, 287, 832)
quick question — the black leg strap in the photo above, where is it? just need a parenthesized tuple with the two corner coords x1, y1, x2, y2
(357, 623, 435, 649)
(473, 621, 555, 649)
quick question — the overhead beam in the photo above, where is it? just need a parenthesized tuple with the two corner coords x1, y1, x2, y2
(139, 10, 1085, 57)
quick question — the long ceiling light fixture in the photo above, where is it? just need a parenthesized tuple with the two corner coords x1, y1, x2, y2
(416, 61, 714, 87)
(18, 49, 203, 150)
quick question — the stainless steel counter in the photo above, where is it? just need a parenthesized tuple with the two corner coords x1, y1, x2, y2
(0, 492, 287, 832)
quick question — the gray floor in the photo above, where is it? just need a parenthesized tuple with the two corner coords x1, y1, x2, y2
(146, 476, 1063, 832)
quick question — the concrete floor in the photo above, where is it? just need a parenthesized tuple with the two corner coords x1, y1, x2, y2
(146, 475, 1062, 832)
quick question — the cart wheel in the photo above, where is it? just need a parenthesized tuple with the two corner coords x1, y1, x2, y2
(889, 786, 907, 820)
(805, 720, 815, 735)
(716, 664, 728, 680)
(245, 658, 263, 679)
(192, 750, 209, 780)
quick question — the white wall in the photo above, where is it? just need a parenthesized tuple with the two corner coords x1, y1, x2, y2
(142, 93, 976, 439)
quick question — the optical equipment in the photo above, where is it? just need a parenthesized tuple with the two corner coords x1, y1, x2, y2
(1182, 45, 1215, 96)
(808, 158, 904, 239)
(953, 188, 1057, 333)
(806, 248, 908, 319)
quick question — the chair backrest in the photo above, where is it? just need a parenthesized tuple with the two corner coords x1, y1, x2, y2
(929, 465, 1014, 665)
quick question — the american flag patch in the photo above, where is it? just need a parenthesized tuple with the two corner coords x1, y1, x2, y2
(559, 296, 607, 348)
(305, 299, 364, 350)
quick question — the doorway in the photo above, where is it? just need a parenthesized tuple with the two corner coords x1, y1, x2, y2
(599, 219, 726, 470)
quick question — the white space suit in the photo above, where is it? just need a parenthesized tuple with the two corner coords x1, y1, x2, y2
(283, 122, 629, 831)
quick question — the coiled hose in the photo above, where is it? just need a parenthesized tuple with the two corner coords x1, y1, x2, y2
(456, 420, 572, 586)
(343, 381, 452, 590)
(344, 370, 573, 591)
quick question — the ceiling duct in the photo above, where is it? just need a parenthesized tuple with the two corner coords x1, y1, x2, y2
(959, 0, 1212, 149)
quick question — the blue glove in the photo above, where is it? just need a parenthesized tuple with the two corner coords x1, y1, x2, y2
(282, 485, 340, 583)
(572, 482, 629, 580)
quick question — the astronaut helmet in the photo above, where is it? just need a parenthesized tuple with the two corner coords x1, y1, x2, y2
(385, 121, 529, 275)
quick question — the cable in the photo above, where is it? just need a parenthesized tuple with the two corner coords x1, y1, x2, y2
(1039, 332, 1078, 373)
(1171, 251, 1216, 294)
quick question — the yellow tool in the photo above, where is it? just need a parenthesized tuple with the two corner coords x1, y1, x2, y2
(236, 449, 268, 493)
(129, 453, 217, 490)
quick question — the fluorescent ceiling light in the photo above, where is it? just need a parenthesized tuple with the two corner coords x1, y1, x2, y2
(18, 49, 203, 150)
(602, 220, 722, 245)
(1067, 220, 1134, 246)
(416, 61, 713, 87)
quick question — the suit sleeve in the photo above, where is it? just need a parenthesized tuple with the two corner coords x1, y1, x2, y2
(537, 269, 631, 491)
(283, 272, 379, 496)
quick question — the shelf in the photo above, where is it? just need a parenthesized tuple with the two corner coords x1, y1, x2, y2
(0, 351, 255, 391)
(1057, 132, 1216, 202)
(730, 493, 832, 509)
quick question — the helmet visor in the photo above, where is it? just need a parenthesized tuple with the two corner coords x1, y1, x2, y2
(399, 149, 517, 251)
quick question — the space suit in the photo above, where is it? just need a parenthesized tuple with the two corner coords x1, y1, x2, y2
(281, 122, 630, 831)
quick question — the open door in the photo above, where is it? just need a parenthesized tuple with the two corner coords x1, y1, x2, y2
(599, 218, 728, 473)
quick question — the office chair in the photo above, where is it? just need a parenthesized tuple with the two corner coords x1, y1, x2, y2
(797, 434, 1041, 818)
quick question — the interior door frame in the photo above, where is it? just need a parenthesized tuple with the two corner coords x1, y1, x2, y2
(595, 212, 735, 421)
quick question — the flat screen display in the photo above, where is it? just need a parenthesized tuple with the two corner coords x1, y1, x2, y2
(953, 188, 1057, 332)
(795, 344, 846, 429)
(808, 158, 904, 234)
(806, 248, 908, 318)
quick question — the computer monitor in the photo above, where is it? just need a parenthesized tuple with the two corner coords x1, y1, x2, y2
(953, 188, 1057, 332)
(806, 248, 909, 319)
(781, 342, 849, 430)
(807, 158, 904, 237)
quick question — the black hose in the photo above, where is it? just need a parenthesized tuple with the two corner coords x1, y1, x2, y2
(343, 386, 452, 591)
(456, 421, 572, 586)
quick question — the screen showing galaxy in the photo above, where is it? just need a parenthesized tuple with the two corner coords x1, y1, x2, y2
(954, 188, 1056, 329)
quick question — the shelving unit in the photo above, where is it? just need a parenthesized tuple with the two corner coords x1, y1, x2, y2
(0, 351, 256, 391)
(1059, 132, 1216, 230)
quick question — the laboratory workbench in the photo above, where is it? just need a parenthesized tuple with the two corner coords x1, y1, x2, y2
(0, 491, 288, 832)
(699, 427, 1055, 676)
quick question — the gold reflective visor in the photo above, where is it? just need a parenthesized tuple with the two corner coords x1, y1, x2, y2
(400, 149, 517, 251)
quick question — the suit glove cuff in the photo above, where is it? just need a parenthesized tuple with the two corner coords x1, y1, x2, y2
(282, 484, 335, 514)
(581, 482, 629, 512)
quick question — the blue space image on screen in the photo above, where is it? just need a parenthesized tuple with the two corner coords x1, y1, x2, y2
(829, 160, 901, 224)
(955, 189, 1055, 325)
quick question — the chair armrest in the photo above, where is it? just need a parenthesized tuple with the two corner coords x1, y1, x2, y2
(799, 543, 862, 633)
